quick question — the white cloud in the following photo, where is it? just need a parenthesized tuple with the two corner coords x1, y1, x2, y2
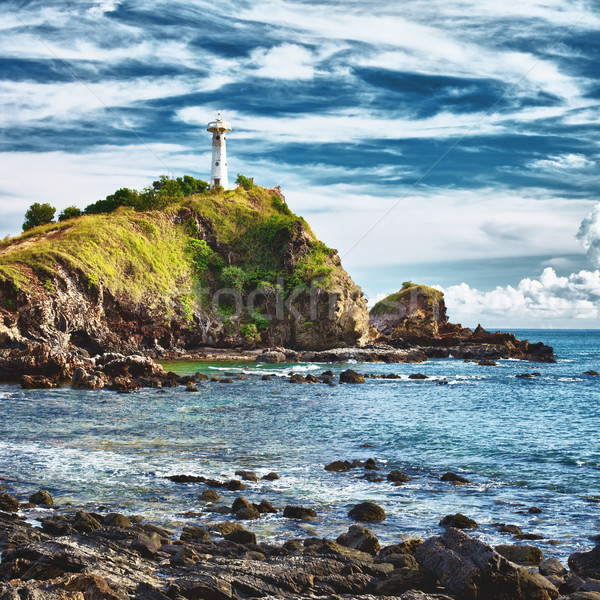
(251, 44, 316, 79)
(530, 153, 596, 171)
(441, 267, 600, 327)
(577, 202, 600, 266)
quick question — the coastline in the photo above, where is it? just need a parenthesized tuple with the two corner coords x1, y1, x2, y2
(0, 473, 593, 600)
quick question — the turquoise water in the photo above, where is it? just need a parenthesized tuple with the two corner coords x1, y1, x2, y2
(1, 330, 599, 560)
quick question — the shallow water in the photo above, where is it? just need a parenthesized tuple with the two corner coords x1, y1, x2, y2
(1, 329, 599, 561)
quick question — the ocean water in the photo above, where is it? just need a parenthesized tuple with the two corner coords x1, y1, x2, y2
(1, 329, 599, 561)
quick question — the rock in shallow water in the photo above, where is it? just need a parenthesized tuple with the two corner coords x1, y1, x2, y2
(336, 525, 380, 555)
(348, 502, 386, 522)
(438, 513, 478, 529)
(29, 489, 54, 506)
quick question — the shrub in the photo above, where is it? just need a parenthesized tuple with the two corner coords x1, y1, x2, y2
(240, 323, 260, 341)
(236, 174, 254, 190)
(220, 265, 249, 292)
(58, 206, 82, 221)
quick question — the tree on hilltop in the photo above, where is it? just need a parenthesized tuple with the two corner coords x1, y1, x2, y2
(23, 203, 56, 231)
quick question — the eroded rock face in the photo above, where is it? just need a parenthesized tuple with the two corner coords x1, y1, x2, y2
(369, 285, 555, 363)
(415, 528, 559, 600)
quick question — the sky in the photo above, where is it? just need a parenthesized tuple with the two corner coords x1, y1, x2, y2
(1, 0, 600, 328)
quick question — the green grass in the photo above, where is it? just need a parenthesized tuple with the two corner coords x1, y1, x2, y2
(0, 209, 192, 306)
(370, 284, 443, 315)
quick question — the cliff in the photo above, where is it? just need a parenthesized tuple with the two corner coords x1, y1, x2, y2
(0, 185, 372, 380)
(370, 284, 554, 362)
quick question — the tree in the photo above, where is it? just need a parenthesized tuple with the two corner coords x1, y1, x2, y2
(22, 203, 56, 231)
(58, 206, 82, 221)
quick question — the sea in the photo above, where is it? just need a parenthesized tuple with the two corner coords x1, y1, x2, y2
(1, 329, 598, 562)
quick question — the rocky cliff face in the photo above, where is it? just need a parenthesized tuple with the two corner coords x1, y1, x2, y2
(370, 284, 554, 362)
(0, 186, 372, 380)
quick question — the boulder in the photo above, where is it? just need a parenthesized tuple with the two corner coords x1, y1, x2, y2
(440, 472, 472, 484)
(226, 479, 246, 491)
(235, 506, 260, 520)
(415, 528, 558, 600)
(495, 544, 543, 566)
(364, 458, 379, 470)
(348, 501, 386, 522)
(570, 544, 600, 579)
(210, 522, 244, 536)
(339, 369, 365, 383)
(103, 513, 132, 528)
(73, 510, 102, 533)
(261, 472, 280, 480)
(234, 470, 259, 482)
(336, 524, 380, 555)
(325, 460, 352, 472)
(256, 350, 286, 363)
(224, 528, 257, 545)
(0, 493, 19, 512)
(200, 489, 220, 502)
(29, 490, 54, 507)
(283, 506, 317, 519)
(388, 470, 411, 483)
(255, 500, 277, 514)
(539, 557, 567, 577)
(72, 368, 105, 390)
(408, 373, 429, 380)
(180, 525, 211, 542)
(21, 375, 59, 389)
(439, 513, 478, 529)
(289, 373, 307, 383)
(499, 524, 523, 535)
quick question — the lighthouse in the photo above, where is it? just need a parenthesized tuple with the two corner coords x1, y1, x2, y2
(207, 112, 232, 189)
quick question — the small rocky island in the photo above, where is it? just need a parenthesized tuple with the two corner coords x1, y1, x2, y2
(0, 181, 552, 386)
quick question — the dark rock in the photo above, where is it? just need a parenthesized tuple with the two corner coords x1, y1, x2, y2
(210, 522, 244, 536)
(516, 373, 535, 379)
(256, 350, 286, 363)
(289, 373, 307, 383)
(339, 369, 365, 383)
(305, 374, 319, 383)
(224, 528, 257, 545)
(325, 460, 352, 472)
(478, 359, 497, 366)
(529, 506, 543, 514)
(569, 544, 600, 579)
(232, 497, 253, 513)
(235, 470, 259, 482)
(261, 472, 280, 481)
(168, 575, 232, 600)
(104, 513, 132, 528)
(336, 524, 380, 555)
(200, 489, 220, 502)
(110, 377, 142, 392)
(388, 469, 411, 483)
(131, 532, 162, 558)
(495, 544, 543, 566)
(415, 528, 559, 600)
(348, 502, 386, 522)
(255, 500, 277, 514)
(516, 533, 544, 541)
(499, 524, 523, 535)
(364, 457, 379, 470)
(440, 471, 472, 484)
(584, 371, 599, 376)
(376, 568, 437, 595)
(41, 516, 75, 536)
(381, 539, 424, 556)
(439, 513, 478, 529)
(381, 553, 420, 569)
(261, 374, 273, 380)
(0, 493, 19, 512)
(168, 474, 206, 483)
(72, 367, 105, 390)
(180, 525, 211, 542)
(219, 378, 234, 384)
(408, 373, 429, 380)
(235, 506, 261, 520)
(185, 384, 199, 392)
(29, 489, 54, 506)
(539, 557, 567, 577)
(21, 374, 59, 389)
(226, 479, 247, 491)
(73, 510, 102, 533)
(283, 505, 317, 520)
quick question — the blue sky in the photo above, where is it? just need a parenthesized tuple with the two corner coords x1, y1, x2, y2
(1, 0, 600, 327)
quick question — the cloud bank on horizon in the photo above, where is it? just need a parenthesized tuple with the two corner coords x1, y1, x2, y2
(1, 0, 600, 327)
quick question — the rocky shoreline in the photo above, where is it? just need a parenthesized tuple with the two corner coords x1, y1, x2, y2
(0, 475, 598, 600)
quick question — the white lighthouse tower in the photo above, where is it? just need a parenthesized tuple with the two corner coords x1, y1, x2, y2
(207, 112, 232, 189)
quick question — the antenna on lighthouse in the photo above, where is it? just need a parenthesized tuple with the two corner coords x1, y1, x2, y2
(207, 112, 232, 189)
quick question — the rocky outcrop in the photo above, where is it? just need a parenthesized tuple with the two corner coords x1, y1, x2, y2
(0, 187, 373, 376)
(370, 285, 554, 363)
(414, 528, 558, 599)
